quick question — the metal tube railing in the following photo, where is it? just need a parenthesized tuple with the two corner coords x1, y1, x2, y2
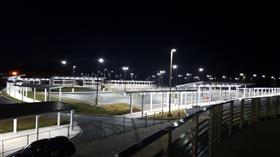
(116, 95, 280, 157)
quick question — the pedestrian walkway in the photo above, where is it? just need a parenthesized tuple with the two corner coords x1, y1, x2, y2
(214, 119, 280, 157)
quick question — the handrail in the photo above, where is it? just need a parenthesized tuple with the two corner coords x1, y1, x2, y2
(116, 95, 280, 157)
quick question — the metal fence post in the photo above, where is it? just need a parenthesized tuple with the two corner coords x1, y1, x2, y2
(208, 107, 215, 157)
(123, 116, 126, 132)
(228, 101, 233, 136)
(239, 99, 244, 130)
(251, 98, 256, 126)
(67, 126, 70, 138)
(216, 105, 223, 148)
(27, 134, 29, 145)
(191, 114, 199, 157)
(2, 140, 4, 157)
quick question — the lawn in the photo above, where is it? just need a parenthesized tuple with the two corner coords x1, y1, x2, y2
(147, 109, 187, 120)
(0, 115, 69, 133)
(26, 91, 140, 115)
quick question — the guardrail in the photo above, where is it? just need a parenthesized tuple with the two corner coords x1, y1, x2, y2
(116, 96, 280, 157)
(0, 124, 80, 157)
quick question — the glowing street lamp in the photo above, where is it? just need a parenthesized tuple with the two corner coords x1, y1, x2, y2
(98, 58, 104, 64)
(72, 65, 77, 77)
(198, 68, 204, 72)
(253, 74, 257, 77)
(61, 60, 67, 65)
(262, 75, 266, 78)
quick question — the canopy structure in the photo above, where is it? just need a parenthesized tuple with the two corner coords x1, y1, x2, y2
(176, 81, 252, 89)
(0, 101, 75, 120)
(13, 83, 63, 89)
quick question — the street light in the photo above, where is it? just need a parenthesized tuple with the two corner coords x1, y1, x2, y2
(271, 76, 276, 87)
(98, 58, 104, 64)
(72, 65, 77, 77)
(173, 64, 178, 86)
(95, 58, 105, 106)
(262, 75, 266, 86)
(122, 66, 129, 91)
(198, 67, 204, 81)
(61, 60, 67, 65)
(169, 48, 176, 116)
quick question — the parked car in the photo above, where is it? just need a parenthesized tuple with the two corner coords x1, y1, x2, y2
(7, 136, 76, 157)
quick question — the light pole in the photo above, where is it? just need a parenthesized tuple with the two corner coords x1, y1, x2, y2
(60, 60, 67, 76)
(262, 75, 266, 86)
(271, 76, 276, 87)
(172, 64, 178, 86)
(72, 65, 77, 77)
(95, 58, 104, 106)
(169, 48, 176, 116)
(122, 66, 129, 91)
(198, 67, 204, 81)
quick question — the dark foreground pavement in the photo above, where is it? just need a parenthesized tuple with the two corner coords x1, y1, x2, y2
(215, 119, 280, 157)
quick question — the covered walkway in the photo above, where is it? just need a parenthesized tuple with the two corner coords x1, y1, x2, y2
(215, 119, 280, 157)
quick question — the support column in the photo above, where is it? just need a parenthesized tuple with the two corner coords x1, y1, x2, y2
(57, 112, 61, 126)
(184, 92, 187, 105)
(150, 93, 153, 111)
(13, 119, 17, 133)
(70, 110, 74, 131)
(160, 92, 163, 114)
(130, 94, 133, 114)
(35, 115, 39, 140)
(141, 93, 144, 118)
(209, 86, 212, 103)
(198, 86, 201, 103)
(25, 87, 28, 97)
(44, 88, 47, 102)
(228, 86, 231, 100)
(236, 86, 239, 99)
(33, 88, 36, 102)
(219, 86, 222, 101)
(166, 92, 169, 107)
(21, 87, 24, 101)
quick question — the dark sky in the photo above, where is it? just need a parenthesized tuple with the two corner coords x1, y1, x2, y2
(0, 3, 279, 78)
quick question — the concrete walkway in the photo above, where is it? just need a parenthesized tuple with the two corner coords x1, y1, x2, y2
(215, 119, 280, 157)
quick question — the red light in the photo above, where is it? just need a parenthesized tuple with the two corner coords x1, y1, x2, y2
(10, 71, 18, 76)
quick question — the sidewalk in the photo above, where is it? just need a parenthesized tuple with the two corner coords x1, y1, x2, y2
(0, 124, 81, 156)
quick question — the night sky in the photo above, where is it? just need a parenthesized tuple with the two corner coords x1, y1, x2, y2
(0, 4, 279, 79)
